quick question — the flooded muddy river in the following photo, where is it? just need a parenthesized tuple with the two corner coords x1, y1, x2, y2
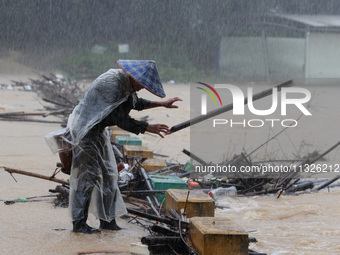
(1, 62, 340, 254)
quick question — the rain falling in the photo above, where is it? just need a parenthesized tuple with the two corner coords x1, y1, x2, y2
(1, 1, 340, 255)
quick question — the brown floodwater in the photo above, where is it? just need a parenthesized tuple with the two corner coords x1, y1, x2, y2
(215, 188, 340, 255)
(1, 56, 340, 254)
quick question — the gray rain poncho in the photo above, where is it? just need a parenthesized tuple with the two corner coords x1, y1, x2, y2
(46, 69, 139, 221)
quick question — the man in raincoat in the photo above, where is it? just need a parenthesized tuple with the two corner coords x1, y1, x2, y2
(64, 60, 181, 234)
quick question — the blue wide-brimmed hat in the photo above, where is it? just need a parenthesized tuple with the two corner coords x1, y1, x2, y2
(117, 59, 166, 98)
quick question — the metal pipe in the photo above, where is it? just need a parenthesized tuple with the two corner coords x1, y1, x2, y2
(140, 167, 161, 207)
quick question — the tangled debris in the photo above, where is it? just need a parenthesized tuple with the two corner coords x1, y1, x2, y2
(3, 138, 340, 254)
(1, 74, 86, 125)
(2, 77, 340, 254)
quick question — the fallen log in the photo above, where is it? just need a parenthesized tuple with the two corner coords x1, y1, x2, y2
(0, 117, 64, 124)
(313, 175, 340, 191)
(286, 181, 314, 193)
(329, 182, 340, 188)
(2, 167, 69, 185)
(0, 111, 25, 117)
(42, 97, 74, 108)
(0, 111, 51, 117)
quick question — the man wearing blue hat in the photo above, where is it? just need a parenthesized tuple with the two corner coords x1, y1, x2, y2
(64, 60, 181, 234)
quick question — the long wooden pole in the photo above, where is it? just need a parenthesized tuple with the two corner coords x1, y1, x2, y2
(3, 167, 69, 185)
(170, 80, 293, 133)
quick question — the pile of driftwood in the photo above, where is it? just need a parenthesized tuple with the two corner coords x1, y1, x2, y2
(179, 136, 340, 199)
(3, 133, 339, 206)
(1, 74, 85, 126)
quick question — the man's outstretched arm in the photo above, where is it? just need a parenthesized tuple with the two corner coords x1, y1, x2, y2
(146, 97, 182, 109)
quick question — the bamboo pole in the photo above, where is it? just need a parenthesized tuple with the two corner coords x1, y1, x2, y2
(0, 117, 64, 124)
(170, 80, 293, 133)
(0, 111, 52, 117)
(182, 148, 208, 165)
(2, 167, 69, 185)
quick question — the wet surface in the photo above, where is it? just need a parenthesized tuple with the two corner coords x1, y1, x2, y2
(1, 55, 340, 254)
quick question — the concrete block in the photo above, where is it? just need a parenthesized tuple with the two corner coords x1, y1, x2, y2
(189, 217, 248, 255)
(166, 189, 215, 218)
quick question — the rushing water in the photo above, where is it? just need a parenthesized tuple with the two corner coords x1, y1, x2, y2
(215, 188, 340, 255)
